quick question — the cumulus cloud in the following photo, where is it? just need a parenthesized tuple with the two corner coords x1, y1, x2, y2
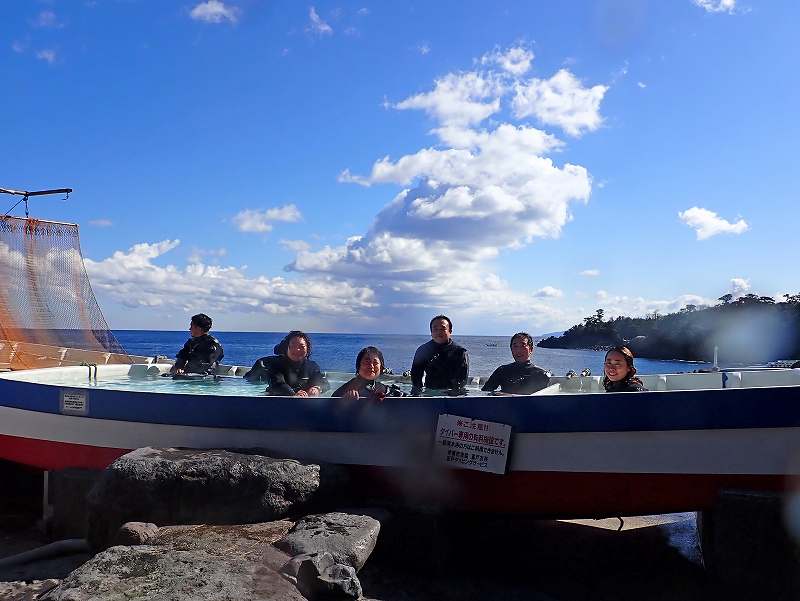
(84, 240, 375, 316)
(190, 1, 240, 24)
(36, 50, 57, 64)
(417, 43, 430, 55)
(580, 269, 600, 277)
(88, 219, 113, 228)
(512, 69, 608, 137)
(729, 277, 750, 298)
(596, 292, 716, 319)
(280, 239, 311, 253)
(289, 47, 608, 330)
(637, 81, 647, 89)
(187, 246, 227, 264)
(308, 6, 333, 35)
(232, 204, 302, 233)
(479, 45, 534, 76)
(533, 286, 563, 299)
(693, 0, 736, 13)
(678, 206, 748, 240)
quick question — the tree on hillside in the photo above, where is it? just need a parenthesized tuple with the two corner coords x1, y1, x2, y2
(718, 294, 733, 305)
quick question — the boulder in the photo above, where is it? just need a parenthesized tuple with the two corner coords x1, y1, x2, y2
(87, 447, 320, 549)
(42, 521, 304, 601)
(113, 522, 159, 546)
(289, 552, 362, 600)
(275, 511, 381, 572)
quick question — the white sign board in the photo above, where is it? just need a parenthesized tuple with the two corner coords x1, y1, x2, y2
(433, 414, 511, 474)
(60, 389, 88, 415)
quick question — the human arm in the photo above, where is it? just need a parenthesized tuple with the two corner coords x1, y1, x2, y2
(410, 345, 427, 395)
(171, 340, 191, 373)
(481, 366, 501, 392)
(450, 348, 469, 390)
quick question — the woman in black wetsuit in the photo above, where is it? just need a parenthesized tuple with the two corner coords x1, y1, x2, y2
(243, 331, 328, 397)
(332, 346, 405, 402)
(603, 345, 647, 392)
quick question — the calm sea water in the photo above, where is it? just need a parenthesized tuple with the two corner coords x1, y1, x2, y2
(114, 330, 708, 378)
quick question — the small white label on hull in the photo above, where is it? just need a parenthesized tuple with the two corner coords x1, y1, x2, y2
(434, 414, 512, 475)
(60, 389, 88, 415)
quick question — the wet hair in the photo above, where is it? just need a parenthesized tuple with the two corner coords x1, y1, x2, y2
(274, 330, 312, 358)
(355, 346, 385, 375)
(602, 345, 641, 391)
(191, 313, 212, 332)
(510, 332, 534, 350)
(430, 314, 453, 333)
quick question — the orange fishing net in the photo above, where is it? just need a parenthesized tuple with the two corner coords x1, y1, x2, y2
(0, 216, 131, 369)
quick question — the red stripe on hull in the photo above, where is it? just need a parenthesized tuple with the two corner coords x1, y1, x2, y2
(0, 435, 789, 516)
(0, 433, 127, 470)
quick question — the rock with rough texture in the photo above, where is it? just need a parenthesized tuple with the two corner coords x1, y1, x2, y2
(275, 511, 381, 571)
(114, 522, 159, 546)
(87, 447, 320, 549)
(41, 521, 304, 601)
(0, 578, 60, 600)
(292, 552, 362, 600)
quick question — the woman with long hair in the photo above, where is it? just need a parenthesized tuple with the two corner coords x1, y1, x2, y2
(602, 345, 647, 392)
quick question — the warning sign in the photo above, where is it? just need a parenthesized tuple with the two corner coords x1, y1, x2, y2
(60, 389, 88, 415)
(433, 414, 511, 474)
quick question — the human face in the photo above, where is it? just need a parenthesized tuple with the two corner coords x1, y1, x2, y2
(286, 336, 309, 362)
(511, 336, 533, 363)
(358, 352, 382, 381)
(430, 318, 451, 344)
(189, 323, 204, 338)
(604, 351, 630, 382)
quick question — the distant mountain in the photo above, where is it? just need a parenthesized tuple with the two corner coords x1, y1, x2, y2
(535, 331, 564, 340)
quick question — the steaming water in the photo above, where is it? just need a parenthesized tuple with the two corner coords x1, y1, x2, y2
(115, 330, 708, 378)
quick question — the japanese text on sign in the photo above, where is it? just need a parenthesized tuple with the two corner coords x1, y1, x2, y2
(433, 414, 511, 474)
(60, 389, 88, 415)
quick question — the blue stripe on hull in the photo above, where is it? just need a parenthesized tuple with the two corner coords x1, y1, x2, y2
(2, 379, 800, 433)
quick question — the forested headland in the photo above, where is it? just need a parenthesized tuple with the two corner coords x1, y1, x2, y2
(537, 293, 800, 363)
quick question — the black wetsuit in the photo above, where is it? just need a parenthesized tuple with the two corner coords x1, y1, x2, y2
(243, 355, 329, 396)
(481, 361, 550, 395)
(604, 378, 648, 393)
(332, 376, 405, 401)
(410, 339, 469, 395)
(174, 334, 224, 375)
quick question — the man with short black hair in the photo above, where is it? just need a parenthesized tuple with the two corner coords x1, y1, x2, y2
(171, 313, 224, 375)
(482, 331, 550, 395)
(410, 315, 469, 395)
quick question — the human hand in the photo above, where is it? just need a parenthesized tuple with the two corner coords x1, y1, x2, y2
(308, 386, 322, 397)
(295, 390, 309, 397)
(343, 389, 359, 400)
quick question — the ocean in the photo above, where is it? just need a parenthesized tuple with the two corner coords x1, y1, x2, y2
(114, 330, 708, 378)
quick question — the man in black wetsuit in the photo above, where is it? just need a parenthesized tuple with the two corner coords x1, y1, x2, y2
(482, 332, 550, 395)
(170, 313, 224, 375)
(410, 315, 469, 395)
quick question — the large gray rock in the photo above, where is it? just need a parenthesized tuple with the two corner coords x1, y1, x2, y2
(42, 521, 304, 601)
(276, 511, 381, 572)
(289, 552, 362, 600)
(87, 447, 320, 549)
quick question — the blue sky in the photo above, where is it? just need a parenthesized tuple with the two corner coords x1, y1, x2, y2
(2, 0, 798, 335)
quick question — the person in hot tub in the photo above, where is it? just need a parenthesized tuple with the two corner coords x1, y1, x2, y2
(332, 346, 405, 402)
(243, 330, 328, 397)
(170, 313, 224, 376)
(481, 332, 550, 395)
(603, 346, 647, 392)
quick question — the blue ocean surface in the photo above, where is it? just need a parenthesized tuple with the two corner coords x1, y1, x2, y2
(113, 330, 709, 378)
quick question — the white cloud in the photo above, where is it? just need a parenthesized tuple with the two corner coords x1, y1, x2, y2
(417, 43, 430, 56)
(88, 219, 113, 228)
(36, 50, 57, 64)
(84, 240, 375, 316)
(533, 286, 563, 299)
(232, 204, 302, 233)
(394, 71, 503, 127)
(693, 0, 736, 14)
(637, 81, 647, 89)
(357, 8, 370, 16)
(33, 10, 63, 28)
(729, 277, 750, 298)
(280, 239, 311, 253)
(308, 6, 333, 35)
(188, 246, 227, 264)
(595, 292, 716, 319)
(513, 69, 608, 137)
(190, 1, 240, 24)
(480, 45, 534, 76)
(678, 206, 748, 240)
(11, 41, 26, 53)
(580, 269, 600, 277)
